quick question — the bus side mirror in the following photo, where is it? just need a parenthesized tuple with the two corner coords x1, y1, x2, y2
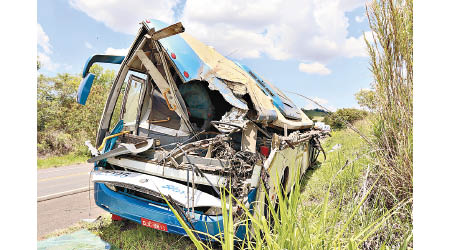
(77, 73, 96, 105)
(77, 54, 125, 105)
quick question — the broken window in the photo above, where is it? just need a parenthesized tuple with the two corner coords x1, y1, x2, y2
(121, 75, 146, 126)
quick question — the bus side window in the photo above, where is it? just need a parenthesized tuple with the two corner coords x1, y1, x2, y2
(120, 73, 147, 133)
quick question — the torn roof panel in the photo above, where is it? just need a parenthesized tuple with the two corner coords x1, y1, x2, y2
(142, 19, 313, 129)
(209, 77, 248, 110)
(144, 19, 206, 82)
(234, 62, 303, 120)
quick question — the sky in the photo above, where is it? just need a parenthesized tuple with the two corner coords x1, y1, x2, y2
(37, 0, 373, 110)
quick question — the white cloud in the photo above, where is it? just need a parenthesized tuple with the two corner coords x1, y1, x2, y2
(342, 33, 367, 57)
(105, 47, 129, 56)
(304, 97, 336, 112)
(85, 41, 93, 49)
(180, 0, 368, 63)
(69, 0, 180, 35)
(343, 31, 376, 57)
(38, 51, 59, 71)
(70, 0, 369, 69)
(355, 15, 365, 23)
(37, 24, 60, 72)
(37, 23, 52, 54)
(299, 62, 331, 75)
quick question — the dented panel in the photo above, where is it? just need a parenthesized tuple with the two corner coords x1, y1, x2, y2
(208, 77, 248, 110)
(92, 170, 222, 208)
(143, 19, 312, 128)
(143, 19, 206, 82)
(77, 19, 330, 241)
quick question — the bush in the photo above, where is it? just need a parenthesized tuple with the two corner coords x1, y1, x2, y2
(37, 130, 75, 156)
(37, 65, 115, 157)
(355, 89, 376, 111)
(323, 108, 368, 130)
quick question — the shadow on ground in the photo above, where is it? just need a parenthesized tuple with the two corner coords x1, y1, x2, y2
(299, 161, 322, 193)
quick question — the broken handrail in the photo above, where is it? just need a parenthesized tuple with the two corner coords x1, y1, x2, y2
(162, 89, 177, 111)
(149, 117, 171, 124)
(97, 130, 131, 151)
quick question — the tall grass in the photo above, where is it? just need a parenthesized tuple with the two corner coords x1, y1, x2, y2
(166, 121, 411, 249)
(365, 0, 413, 211)
(37, 153, 89, 169)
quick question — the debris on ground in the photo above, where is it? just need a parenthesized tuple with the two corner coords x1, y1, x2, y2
(37, 229, 111, 250)
(329, 144, 342, 152)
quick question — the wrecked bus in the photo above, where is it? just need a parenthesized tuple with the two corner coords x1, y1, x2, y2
(77, 19, 326, 241)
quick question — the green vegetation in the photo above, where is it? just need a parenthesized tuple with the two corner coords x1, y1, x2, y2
(37, 65, 116, 166)
(37, 0, 412, 246)
(42, 118, 411, 248)
(37, 153, 89, 169)
(365, 0, 413, 224)
(166, 119, 412, 249)
(302, 108, 329, 122)
(323, 108, 368, 130)
(355, 89, 376, 111)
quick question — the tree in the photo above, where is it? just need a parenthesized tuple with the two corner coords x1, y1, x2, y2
(37, 65, 116, 156)
(354, 89, 376, 111)
(323, 108, 368, 130)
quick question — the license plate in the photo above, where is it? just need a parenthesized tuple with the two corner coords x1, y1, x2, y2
(141, 218, 168, 232)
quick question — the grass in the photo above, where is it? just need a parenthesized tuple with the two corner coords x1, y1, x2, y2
(311, 116, 324, 122)
(168, 119, 412, 249)
(42, 214, 196, 250)
(93, 218, 196, 250)
(41, 119, 411, 248)
(37, 152, 89, 169)
(302, 109, 328, 122)
(366, 0, 413, 210)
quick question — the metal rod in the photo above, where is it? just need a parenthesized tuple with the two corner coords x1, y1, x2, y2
(191, 164, 195, 217)
(179, 143, 221, 197)
(285, 90, 374, 147)
(147, 80, 155, 136)
(186, 150, 190, 215)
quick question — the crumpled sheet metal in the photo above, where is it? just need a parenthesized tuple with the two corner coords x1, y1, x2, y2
(207, 77, 248, 110)
(213, 108, 248, 133)
(144, 19, 204, 83)
(144, 19, 313, 129)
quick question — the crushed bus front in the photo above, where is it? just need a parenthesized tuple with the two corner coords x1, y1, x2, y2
(77, 19, 327, 241)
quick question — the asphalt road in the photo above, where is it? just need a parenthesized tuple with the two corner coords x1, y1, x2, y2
(37, 163, 105, 239)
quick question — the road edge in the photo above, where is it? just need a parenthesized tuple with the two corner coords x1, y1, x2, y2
(37, 186, 91, 202)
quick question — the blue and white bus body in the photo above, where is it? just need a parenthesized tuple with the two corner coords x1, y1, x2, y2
(77, 19, 323, 242)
